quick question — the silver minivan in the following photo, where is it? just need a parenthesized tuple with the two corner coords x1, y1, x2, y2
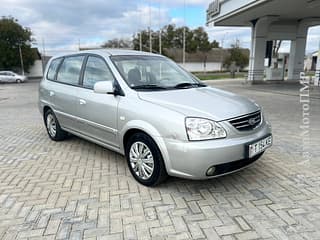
(39, 50, 272, 186)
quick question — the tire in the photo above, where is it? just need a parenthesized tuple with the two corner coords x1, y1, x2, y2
(16, 79, 22, 83)
(44, 109, 67, 141)
(125, 132, 168, 186)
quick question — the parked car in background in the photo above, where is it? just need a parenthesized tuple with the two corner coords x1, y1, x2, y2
(39, 50, 272, 186)
(0, 71, 27, 83)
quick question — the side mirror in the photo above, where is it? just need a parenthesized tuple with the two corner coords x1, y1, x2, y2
(94, 81, 114, 94)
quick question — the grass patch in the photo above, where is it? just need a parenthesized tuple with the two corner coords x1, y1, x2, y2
(195, 73, 246, 81)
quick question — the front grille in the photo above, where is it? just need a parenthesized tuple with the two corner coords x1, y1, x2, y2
(229, 111, 262, 131)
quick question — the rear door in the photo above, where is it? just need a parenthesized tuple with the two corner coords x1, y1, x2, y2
(76, 55, 120, 148)
(0, 72, 11, 82)
(0, 72, 5, 82)
(52, 55, 85, 132)
(39, 57, 63, 117)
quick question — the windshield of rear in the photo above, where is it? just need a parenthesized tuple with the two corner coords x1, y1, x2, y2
(110, 55, 203, 90)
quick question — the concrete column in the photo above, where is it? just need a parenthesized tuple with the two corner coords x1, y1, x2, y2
(248, 25, 255, 82)
(288, 37, 307, 81)
(287, 19, 316, 81)
(248, 16, 278, 83)
(296, 18, 320, 82)
(316, 46, 320, 82)
(248, 35, 266, 82)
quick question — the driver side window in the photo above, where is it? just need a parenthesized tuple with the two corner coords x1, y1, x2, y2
(83, 56, 114, 89)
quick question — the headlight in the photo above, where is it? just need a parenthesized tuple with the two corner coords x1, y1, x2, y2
(185, 117, 227, 141)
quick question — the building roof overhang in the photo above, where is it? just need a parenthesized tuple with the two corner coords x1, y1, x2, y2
(207, 0, 320, 27)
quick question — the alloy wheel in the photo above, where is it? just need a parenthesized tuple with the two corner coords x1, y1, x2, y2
(129, 142, 154, 180)
(46, 114, 57, 138)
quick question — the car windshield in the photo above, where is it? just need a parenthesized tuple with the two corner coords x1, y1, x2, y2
(111, 55, 206, 91)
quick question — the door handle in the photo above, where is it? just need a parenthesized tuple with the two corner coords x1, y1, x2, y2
(49, 91, 55, 97)
(79, 99, 86, 105)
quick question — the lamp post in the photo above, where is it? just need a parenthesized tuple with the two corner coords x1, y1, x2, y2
(139, 32, 142, 51)
(183, 0, 186, 66)
(316, 40, 320, 83)
(18, 44, 24, 76)
(149, 1, 152, 53)
(41, 38, 46, 73)
(149, 27, 152, 53)
(159, 1, 162, 55)
(220, 32, 228, 71)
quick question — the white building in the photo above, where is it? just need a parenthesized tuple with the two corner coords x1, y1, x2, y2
(165, 48, 249, 72)
(28, 60, 43, 78)
(207, 0, 320, 83)
(305, 51, 319, 72)
(27, 48, 44, 78)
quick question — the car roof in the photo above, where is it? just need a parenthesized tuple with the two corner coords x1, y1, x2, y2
(51, 49, 163, 59)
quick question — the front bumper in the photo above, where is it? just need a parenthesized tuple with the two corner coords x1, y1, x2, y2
(162, 122, 272, 180)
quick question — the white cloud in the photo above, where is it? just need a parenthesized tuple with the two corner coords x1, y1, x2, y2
(206, 25, 320, 53)
(306, 26, 320, 53)
(1, 0, 319, 55)
(206, 27, 251, 48)
(170, 17, 185, 26)
(150, 0, 209, 7)
(0, 0, 173, 53)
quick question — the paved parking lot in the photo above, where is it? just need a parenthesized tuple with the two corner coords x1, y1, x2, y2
(0, 80, 320, 240)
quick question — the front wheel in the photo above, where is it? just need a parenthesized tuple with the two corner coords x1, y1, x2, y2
(125, 133, 168, 186)
(44, 109, 67, 141)
(16, 79, 22, 83)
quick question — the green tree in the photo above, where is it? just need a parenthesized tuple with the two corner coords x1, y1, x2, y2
(102, 38, 132, 49)
(223, 44, 249, 71)
(162, 24, 176, 49)
(132, 24, 218, 56)
(191, 27, 212, 71)
(133, 30, 157, 52)
(211, 40, 220, 48)
(0, 17, 36, 73)
(192, 27, 211, 52)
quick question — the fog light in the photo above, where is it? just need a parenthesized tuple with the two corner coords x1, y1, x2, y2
(206, 166, 216, 176)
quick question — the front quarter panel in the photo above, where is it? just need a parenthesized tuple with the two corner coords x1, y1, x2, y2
(118, 94, 187, 172)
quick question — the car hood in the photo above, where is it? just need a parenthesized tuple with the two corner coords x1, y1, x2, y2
(138, 87, 260, 121)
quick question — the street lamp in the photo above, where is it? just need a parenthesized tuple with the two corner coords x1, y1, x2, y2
(183, 0, 186, 66)
(149, 1, 152, 53)
(220, 32, 228, 71)
(18, 44, 24, 76)
(159, 1, 162, 55)
(18, 40, 30, 76)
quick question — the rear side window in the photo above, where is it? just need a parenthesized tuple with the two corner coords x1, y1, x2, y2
(47, 58, 62, 81)
(56, 55, 85, 85)
(83, 56, 115, 89)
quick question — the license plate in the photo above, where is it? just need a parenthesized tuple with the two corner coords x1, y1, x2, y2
(248, 135, 272, 158)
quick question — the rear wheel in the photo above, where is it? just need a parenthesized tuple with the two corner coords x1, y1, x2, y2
(44, 109, 67, 141)
(125, 132, 167, 186)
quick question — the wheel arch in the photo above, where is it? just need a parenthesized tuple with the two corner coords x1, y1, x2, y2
(43, 105, 52, 118)
(120, 121, 172, 173)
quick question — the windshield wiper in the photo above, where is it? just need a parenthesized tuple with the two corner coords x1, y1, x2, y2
(174, 82, 207, 89)
(131, 84, 168, 90)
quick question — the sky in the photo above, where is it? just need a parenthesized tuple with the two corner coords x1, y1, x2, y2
(1, 0, 319, 55)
